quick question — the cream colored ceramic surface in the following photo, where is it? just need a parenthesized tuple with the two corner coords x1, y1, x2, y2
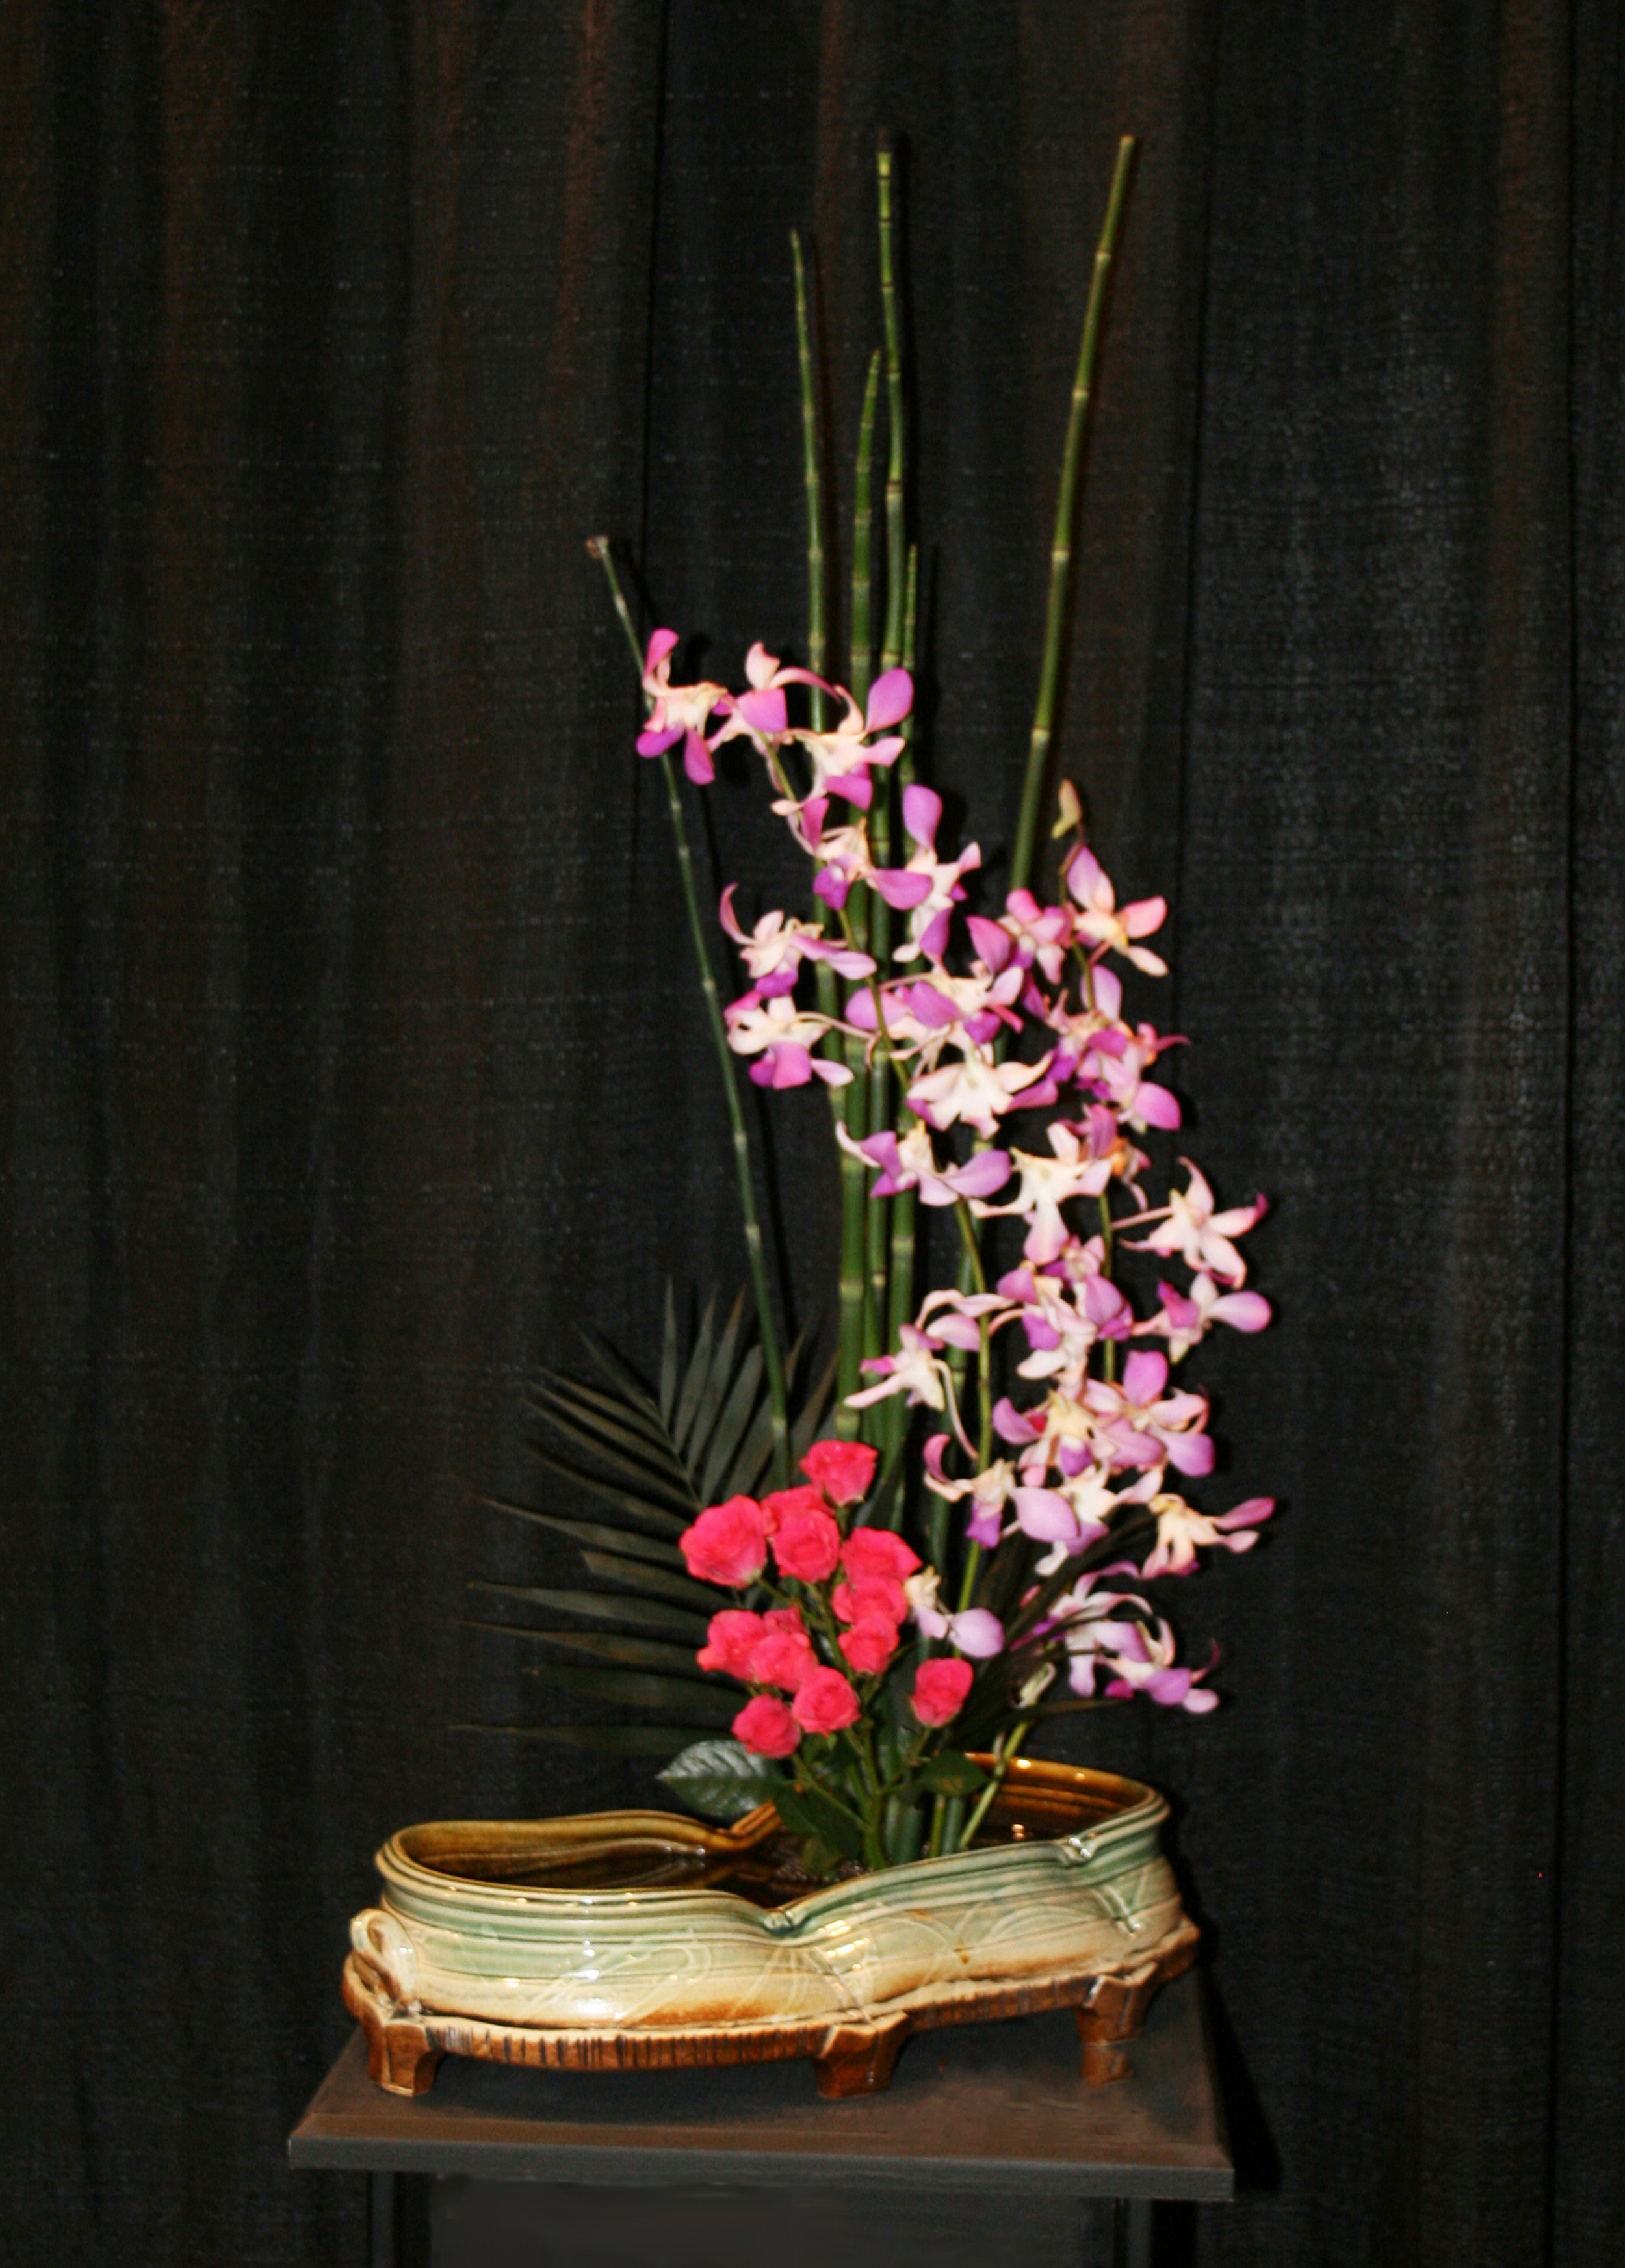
(350, 1762, 1185, 2031)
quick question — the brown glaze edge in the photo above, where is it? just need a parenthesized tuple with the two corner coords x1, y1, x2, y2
(343, 1914, 1199, 2101)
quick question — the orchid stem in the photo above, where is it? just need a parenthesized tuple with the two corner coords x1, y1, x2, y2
(1009, 135, 1135, 898)
(588, 538, 791, 1486)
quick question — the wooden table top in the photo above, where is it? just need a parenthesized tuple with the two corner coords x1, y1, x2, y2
(288, 1968, 1232, 2203)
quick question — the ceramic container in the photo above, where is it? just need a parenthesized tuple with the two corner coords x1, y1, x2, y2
(344, 1757, 1197, 2094)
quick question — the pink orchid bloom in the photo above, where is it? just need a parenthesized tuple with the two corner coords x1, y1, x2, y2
(724, 990, 853, 1089)
(846, 1323, 969, 1448)
(871, 787, 983, 963)
(718, 886, 875, 996)
(1103, 1617, 1221, 1713)
(1046, 1572, 1155, 1697)
(636, 629, 731, 785)
(1085, 1348, 1215, 1477)
(970, 1119, 1119, 1262)
(1010, 1485, 1110, 1572)
(993, 1387, 1090, 1483)
(1141, 1492, 1274, 1578)
(1141, 1271, 1273, 1361)
(783, 666, 912, 807)
(1006, 1275, 1131, 1402)
(1064, 844, 1169, 976)
(907, 1049, 1054, 1140)
(707, 642, 820, 764)
(996, 889, 1074, 985)
(798, 810, 875, 911)
(902, 1568, 1004, 1656)
(913, 1285, 1014, 1352)
(1121, 1160, 1269, 1285)
(1078, 1032, 1182, 1132)
(920, 1437, 1017, 1548)
(835, 1119, 1011, 1208)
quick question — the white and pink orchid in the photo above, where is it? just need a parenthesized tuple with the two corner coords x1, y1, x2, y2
(637, 629, 731, 785)
(871, 787, 982, 964)
(835, 1120, 1011, 1209)
(724, 989, 853, 1089)
(1064, 842, 1169, 976)
(1121, 1160, 1269, 1285)
(719, 887, 876, 995)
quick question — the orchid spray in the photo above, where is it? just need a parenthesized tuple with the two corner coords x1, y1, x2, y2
(510, 135, 1272, 1877)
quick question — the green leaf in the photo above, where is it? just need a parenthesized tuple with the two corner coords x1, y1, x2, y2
(469, 1580, 711, 1641)
(577, 1324, 668, 1427)
(522, 1448, 690, 1536)
(790, 1348, 838, 1465)
(462, 1622, 710, 1675)
(798, 1835, 843, 1878)
(660, 1280, 680, 1425)
(523, 1663, 740, 1721)
(457, 1723, 714, 1757)
(657, 1738, 789, 1823)
(919, 1751, 990, 1797)
(579, 1549, 727, 1614)
(777, 1779, 863, 1861)
(673, 1290, 718, 1454)
(698, 1344, 764, 1504)
(534, 1370, 673, 1454)
(529, 1400, 697, 1511)
(478, 1498, 684, 1568)
(688, 1288, 746, 1476)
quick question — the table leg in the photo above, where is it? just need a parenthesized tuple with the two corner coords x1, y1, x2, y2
(369, 2170, 396, 2268)
(1112, 2196, 1153, 2268)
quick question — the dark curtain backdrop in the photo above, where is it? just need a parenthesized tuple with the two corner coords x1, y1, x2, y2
(4, 3, 1622, 2262)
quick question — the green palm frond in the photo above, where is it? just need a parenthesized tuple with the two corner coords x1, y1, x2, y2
(467, 1287, 835, 1753)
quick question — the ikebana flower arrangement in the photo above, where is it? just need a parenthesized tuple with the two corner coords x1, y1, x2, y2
(479, 136, 1274, 1882)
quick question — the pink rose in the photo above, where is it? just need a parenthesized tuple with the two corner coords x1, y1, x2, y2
(749, 1623, 819, 1691)
(833, 1571, 909, 1627)
(838, 1617, 901, 1675)
(840, 1529, 921, 1584)
(800, 1440, 879, 1507)
(792, 1666, 862, 1735)
(770, 1504, 842, 1582)
(760, 1483, 827, 1528)
(911, 1656, 974, 1727)
(734, 1694, 800, 1758)
(679, 1494, 769, 1586)
(697, 1608, 766, 1677)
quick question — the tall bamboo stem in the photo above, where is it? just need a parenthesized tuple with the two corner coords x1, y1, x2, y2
(878, 136, 907, 677)
(836, 356, 882, 1433)
(790, 231, 831, 736)
(588, 538, 790, 1484)
(1009, 135, 1135, 897)
(885, 543, 921, 1470)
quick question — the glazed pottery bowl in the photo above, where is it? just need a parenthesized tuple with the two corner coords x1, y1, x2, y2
(349, 1755, 1188, 2033)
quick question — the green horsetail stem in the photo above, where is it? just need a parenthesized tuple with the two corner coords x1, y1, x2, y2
(878, 136, 907, 677)
(588, 538, 790, 1487)
(790, 230, 831, 736)
(1009, 135, 1136, 898)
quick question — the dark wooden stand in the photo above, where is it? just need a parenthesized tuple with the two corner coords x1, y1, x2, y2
(290, 1968, 1231, 2267)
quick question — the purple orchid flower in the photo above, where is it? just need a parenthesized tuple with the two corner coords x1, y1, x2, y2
(719, 886, 876, 995)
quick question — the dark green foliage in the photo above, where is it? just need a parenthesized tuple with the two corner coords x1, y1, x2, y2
(657, 1737, 789, 1822)
(467, 1290, 832, 1756)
